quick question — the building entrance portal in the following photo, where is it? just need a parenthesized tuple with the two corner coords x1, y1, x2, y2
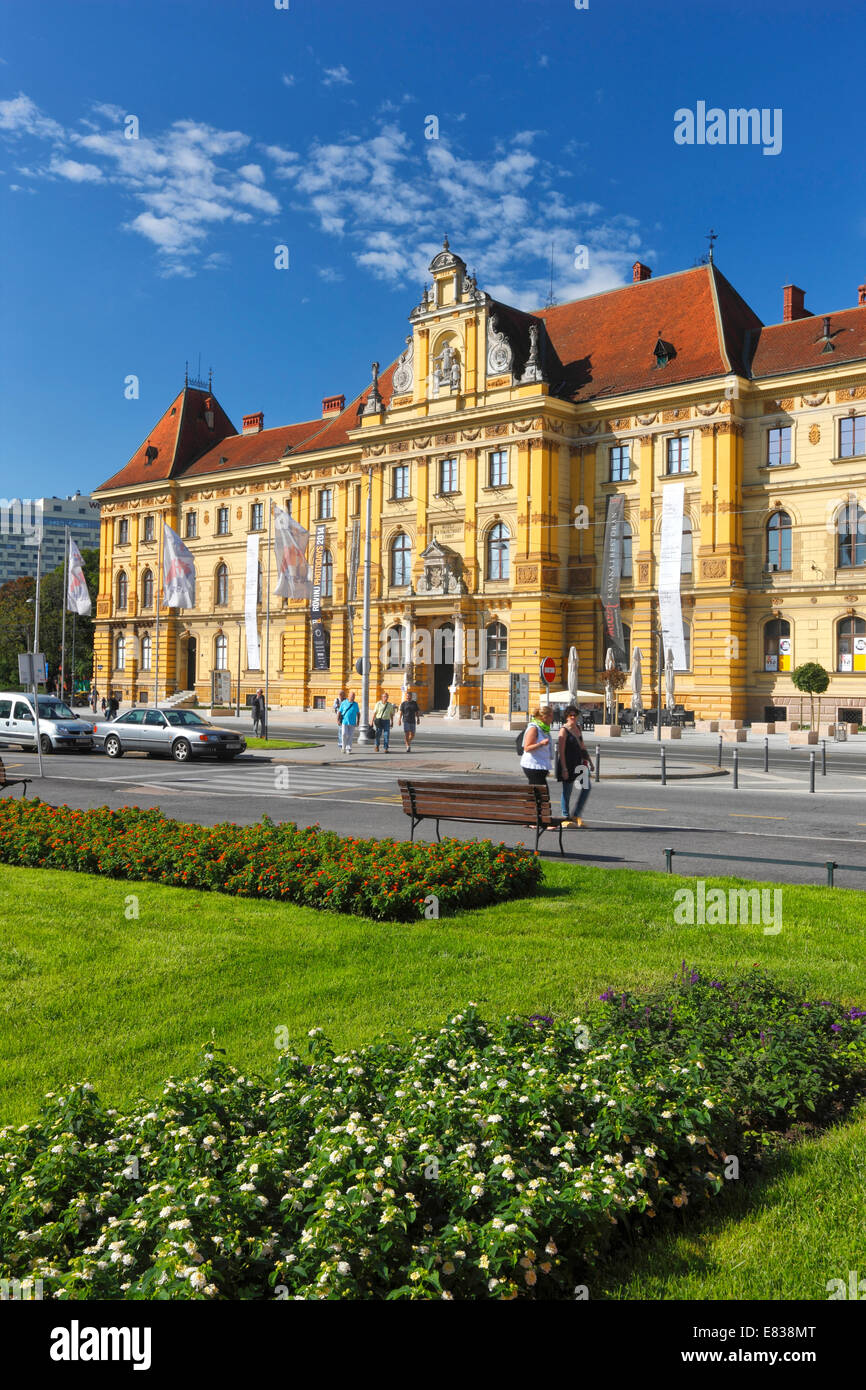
(185, 636, 197, 690)
(433, 622, 455, 710)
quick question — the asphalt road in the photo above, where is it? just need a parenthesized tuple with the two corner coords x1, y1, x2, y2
(4, 731, 866, 888)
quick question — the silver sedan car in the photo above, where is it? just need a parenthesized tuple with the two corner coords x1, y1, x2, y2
(93, 707, 247, 762)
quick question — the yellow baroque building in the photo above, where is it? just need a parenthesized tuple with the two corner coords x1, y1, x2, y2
(93, 243, 866, 723)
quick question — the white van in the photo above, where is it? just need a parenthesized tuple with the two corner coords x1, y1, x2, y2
(0, 693, 96, 754)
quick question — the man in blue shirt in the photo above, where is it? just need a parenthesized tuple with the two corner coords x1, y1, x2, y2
(338, 689, 360, 753)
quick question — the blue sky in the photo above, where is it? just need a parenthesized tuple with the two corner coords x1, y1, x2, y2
(2, 0, 864, 498)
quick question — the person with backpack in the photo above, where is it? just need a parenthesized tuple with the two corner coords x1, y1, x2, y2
(373, 691, 397, 751)
(555, 704, 594, 827)
(519, 705, 553, 785)
(339, 690, 360, 753)
(334, 691, 346, 749)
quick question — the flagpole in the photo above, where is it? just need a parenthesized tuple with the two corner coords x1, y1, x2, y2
(33, 535, 44, 777)
(263, 501, 272, 739)
(71, 611, 77, 700)
(154, 520, 162, 707)
(357, 465, 373, 745)
(60, 527, 68, 701)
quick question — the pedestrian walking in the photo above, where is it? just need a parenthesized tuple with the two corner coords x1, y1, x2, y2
(90, 687, 99, 713)
(373, 691, 397, 751)
(339, 690, 360, 753)
(100, 696, 107, 714)
(251, 688, 266, 738)
(106, 694, 119, 720)
(397, 690, 421, 752)
(334, 690, 346, 749)
(555, 704, 594, 827)
(519, 705, 553, 785)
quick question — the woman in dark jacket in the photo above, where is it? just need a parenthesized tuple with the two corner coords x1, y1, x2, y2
(556, 704, 594, 826)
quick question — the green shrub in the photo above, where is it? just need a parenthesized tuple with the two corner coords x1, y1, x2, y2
(1, 973, 863, 1300)
(0, 801, 541, 922)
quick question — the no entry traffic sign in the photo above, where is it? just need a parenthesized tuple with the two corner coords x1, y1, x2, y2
(539, 656, 556, 685)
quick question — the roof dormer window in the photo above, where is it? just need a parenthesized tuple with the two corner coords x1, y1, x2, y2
(653, 335, 676, 369)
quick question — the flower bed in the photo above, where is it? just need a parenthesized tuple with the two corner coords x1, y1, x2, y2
(0, 972, 863, 1300)
(0, 800, 541, 921)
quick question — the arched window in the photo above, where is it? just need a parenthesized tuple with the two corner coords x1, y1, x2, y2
(486, 621, 508, 670)
(837, 502, 866, 568)
(256, 562, 263, 606)
(487, 522, 510, 581)
(390, 532, 411, 587)
(681, 518, 693, 576)
(141, 569, 153, 609)
(386, 625, 405, 669)
(214, 634, 228, 671)
(116, 571, 128, 610)
(621, 521, 633, 579)
(141, 632, 152, 672)
(321, 549, 333, 598)
(837, 616, 866, 672)
(766, 511, 792, 571)
(115, 634, 126, 670)
(764, 617, 791, 672)
(215, 563, 228, 606)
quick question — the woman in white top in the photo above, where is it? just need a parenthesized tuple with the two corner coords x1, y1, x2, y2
(520, 705, 554, 785)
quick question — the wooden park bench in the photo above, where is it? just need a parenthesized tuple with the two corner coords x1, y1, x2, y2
(0, 756, 32, 798)
(398, 778, 565, 854)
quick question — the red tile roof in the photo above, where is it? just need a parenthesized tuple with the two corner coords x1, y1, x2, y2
(181, 419, 327, 477)
(536, 264, 763, 402)
(748, 305, 866, 377)
(97, 388, 237, 491)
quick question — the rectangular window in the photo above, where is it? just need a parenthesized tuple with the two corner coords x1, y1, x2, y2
(250, 502, 264, 531)
(117, 518, 129, 544)
(768, 426, 792, 467)
(392, 465, 409, 500)
(666, 437, 690, 474)
(489, 450, 508, 487)
(610, 445, 630, 482)
(216, 507, 229, 536)
(143, 515, 154, 541)
(185, 512, 197, 539)
(351, 483, 361, 516)
(439, 457, 458, 494)
(840, 415, 866, 458)
(318, 489, 333, 519)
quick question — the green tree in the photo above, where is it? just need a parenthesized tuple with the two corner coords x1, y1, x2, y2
(0, 548, 98, 692)
(791, 661, 830, 729)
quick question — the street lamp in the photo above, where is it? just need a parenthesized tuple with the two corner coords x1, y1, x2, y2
(357, 465, 374, 744)
(656, 622, 663, 742)
(478, 606, 489, 726)
(235, 621, 242, 719)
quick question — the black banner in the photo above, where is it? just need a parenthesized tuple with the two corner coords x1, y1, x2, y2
(600, 493, 626, 666)
(309, 524, 328, 670)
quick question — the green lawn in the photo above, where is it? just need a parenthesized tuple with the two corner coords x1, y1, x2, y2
(1, 859, 864, 1124)
(242, 738, 320, 749)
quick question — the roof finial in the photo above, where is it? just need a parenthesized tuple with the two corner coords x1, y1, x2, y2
(184, 360, 189, 387)
(443, 234, 450, 250)
(706, 228, 718, 263)
(208, 365, 213, 392)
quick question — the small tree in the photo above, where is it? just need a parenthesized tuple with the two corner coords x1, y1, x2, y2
(791, 662, 830, 729)
(599, 666, 627, 724)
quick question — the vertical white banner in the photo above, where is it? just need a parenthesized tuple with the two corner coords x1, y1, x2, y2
(245, 534, 261, 670)
(658, 483, 687, 670)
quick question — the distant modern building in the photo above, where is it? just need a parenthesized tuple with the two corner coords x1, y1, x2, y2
(0, 493, 101, 586)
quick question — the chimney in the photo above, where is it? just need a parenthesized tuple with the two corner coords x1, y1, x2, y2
(322, 394, 346, 417)
(242, 411, 264, 434)
(858, 283, 866, 306)
(783, 285, 810, 321)
(633, 261, 652, 282)
(203, 396, 214, 430)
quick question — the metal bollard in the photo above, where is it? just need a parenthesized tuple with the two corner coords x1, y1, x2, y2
(594, 745, 601, 783)
(664, 847, 674, 873)
(733, 748, 738, 789)
(764, 736, 769, 773)
(718, 735, 723, 767)
(809, 750, 816, 793)
(822, 739, 827, 776)
(660, 747, 667, 785)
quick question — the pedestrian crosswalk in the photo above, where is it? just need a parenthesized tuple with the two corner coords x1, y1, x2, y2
(114, 759, 462, 800)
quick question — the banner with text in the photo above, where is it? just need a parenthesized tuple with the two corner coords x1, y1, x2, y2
(600, 493, 626, 666)
(309, 524, 328, 671)
(244, 534, 261, 670)
(658, 482, 687, 670)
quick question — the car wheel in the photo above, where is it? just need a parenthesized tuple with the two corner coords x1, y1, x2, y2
(105, 735, 123, 758)
(172, 738, 192, 763)
(40, 734, 53, 755)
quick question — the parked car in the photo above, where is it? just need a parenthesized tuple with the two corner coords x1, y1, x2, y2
(0, 692, 96, 754)
(92, 706, 246, 762)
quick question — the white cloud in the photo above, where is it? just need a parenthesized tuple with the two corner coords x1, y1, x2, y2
(0, 93, 64, 140)
(281, 73, 295, 87)
(322, 65, 352, 87)
(318, 266, 344, 282)
(237, 163, 265, 185)
(538, 55, 550, 68)
(49, 156, 103, 183)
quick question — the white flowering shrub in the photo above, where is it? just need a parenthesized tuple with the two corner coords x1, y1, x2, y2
(1, 977, 863, 1300)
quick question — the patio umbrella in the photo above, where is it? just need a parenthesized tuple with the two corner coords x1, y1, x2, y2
(630, 647, 644, 715)
(567, 645, 579, 702)
(604, 645, 616, 724)
(665, 646, 675, 712)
